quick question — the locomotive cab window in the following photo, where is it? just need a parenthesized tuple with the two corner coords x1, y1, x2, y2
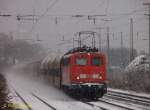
(92, 57, 102, 66)
(76, 58, 87, 66)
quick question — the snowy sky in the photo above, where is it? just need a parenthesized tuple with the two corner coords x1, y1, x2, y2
(0, 0, 150, 54)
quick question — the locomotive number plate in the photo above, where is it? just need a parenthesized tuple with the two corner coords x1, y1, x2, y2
(80, 74, 99, 78)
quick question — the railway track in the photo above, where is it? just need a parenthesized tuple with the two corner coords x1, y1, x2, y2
(13, 88, 57, 110)
(13, 88, 107, 110)
(13, 90, 150, 110)
(108, 90, 150, 102)
(98, 98, 148, 110)
(103, 97, 150, 110)
(14, 90, 33, 110)
(83, 99, 138, 110)
(98, 99, 135, 110)
(31, 93, 57, 110)
(11, 84, 150, 110)
(95, 90, 150, 110)
(106, 90, 150, 106)
(31, 93, 110, 110)
(108, 90, 150, 101)
(82, 101, 109, 110)
(80, 97, 140, 110)
(80, 90, 150, 110)
(106, 93, 150, 106)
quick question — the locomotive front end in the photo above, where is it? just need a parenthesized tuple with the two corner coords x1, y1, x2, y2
(70, 53, 107, 99)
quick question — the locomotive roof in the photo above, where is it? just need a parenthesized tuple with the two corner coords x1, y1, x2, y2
(63, 50, 105, 59)
(64, 46, 99, 55)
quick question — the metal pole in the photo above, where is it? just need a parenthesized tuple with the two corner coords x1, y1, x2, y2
(130, 18, 134, 62)
(148, 4, 150, 69)
(107, 27, 110, 70)
(78, 32, 81, 48)
(121, 32, 123, 68)
(73, 38, 74, 48)
(149, 5, 150, 67)
(93, 32, 96, 48)
(144, 3, 150, 69)
(94, 27, 105, 51)
(92, 37, 94, 48)
(99, 29, 102, 51)
(113, 32, 115, 40)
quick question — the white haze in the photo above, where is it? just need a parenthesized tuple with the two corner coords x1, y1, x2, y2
(0, 0, 150, 54)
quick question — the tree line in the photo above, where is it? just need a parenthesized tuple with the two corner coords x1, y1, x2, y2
(0, 33, 46, 69)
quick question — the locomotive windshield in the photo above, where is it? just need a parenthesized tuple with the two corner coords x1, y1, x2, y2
(76, 58, 87, 66)
(92, 57, 102, 66)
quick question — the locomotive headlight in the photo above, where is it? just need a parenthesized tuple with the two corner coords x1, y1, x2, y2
(99, 76, 102, 79)
(77, 76, 80, 80)
(99, 73, 102, 79)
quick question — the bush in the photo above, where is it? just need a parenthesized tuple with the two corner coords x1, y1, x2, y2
(0, 73, 9, 109)
(0, 73, 21, 110)
(108, 69, 150, 93)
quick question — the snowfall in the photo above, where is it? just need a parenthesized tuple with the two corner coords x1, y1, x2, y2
(4, 63, 150, 110)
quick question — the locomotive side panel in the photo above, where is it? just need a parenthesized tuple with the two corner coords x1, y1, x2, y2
(61, 56, 71, 86)
(62, 67, 70, 85)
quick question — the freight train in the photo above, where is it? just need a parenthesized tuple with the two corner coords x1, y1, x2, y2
(39, 46, 107, 100)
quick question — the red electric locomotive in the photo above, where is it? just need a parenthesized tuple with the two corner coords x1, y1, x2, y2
(39, 31, 107, 99)
(60, 46, 107, 99)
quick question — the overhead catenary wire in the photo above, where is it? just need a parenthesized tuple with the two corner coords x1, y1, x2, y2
(28, 0, 60, 35)
(1, 0, 148, 54)
(8, 0, 146, 34)
(94, 7, 147, 27)
(109, 17, 147, 30)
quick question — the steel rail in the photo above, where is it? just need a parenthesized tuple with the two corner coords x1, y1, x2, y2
(31, 93, 57, 110)
(14, 90, 33, 110)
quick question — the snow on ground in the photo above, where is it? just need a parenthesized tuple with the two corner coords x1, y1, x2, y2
(8, 87, 29, 110)
(4, 64, 95, 110)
